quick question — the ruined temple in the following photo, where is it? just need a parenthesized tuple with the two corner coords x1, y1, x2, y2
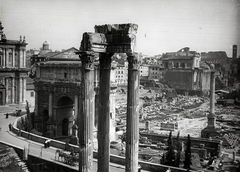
(33, 23, 140, 172)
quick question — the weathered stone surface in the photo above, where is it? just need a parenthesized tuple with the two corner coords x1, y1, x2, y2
(94, 23, 138, 53)
(94, 23, 138, 35)
(80, 32, 107, 53)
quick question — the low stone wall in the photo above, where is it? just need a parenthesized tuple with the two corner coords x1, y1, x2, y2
(0, 141, 78, 172)
(11, 115, 194, 171)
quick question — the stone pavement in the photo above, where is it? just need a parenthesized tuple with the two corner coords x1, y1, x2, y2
(0, 105, 148, 172)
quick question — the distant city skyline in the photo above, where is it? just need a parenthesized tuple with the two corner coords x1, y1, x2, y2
(1, 0, 240, 57)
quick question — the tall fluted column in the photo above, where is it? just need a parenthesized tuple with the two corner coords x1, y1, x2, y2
(97, 52, 113, 172)
(78, 51, 95, 172)
(126, 53, 140, 172)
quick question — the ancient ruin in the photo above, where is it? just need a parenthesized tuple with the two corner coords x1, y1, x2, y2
(76, 23, 139, 172)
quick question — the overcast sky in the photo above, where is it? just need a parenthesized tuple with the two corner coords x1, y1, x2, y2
(1, 0, 240, 57)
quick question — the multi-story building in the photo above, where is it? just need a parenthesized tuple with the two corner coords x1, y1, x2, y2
(0, 21, 28, 105)
(148, 64, 164, 80)
(140, 64, 149, 79)
(162, 47, 211, 96)
(114, 60, 128, 86)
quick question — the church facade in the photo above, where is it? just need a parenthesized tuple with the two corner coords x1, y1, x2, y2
(0, 21, 28, 105)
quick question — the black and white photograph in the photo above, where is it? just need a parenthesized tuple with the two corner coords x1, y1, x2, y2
(0, 0, 240, 171)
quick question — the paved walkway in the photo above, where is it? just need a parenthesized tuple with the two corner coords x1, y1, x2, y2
(0, 105, 140, 172)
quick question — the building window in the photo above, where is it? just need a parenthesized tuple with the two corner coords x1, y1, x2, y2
(174, 62, 178, 68)
(186, 63, 191, 68)
(64, 72, 67, 78)
(181, 62, 185, 68)
(31, 91, 34, 97)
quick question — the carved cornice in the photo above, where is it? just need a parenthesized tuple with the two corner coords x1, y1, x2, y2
(79, 51, 96, 71)
(127, 53, 140, 70)
(99, 53, 113, 70)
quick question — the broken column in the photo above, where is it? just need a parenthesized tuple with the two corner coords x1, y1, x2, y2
(78, 50, 95, 172)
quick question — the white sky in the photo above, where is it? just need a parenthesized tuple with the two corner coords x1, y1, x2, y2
(0, 0, 240, 57)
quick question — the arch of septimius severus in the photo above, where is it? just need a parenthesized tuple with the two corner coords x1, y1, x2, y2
(76, 23, 140, 172)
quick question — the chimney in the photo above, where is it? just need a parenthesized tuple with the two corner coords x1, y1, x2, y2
(232, 45, 237, 60)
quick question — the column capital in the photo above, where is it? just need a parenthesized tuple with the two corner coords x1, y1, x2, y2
(99, 52, 114, 70)
(78, 51, 96, 71)
(127, 53, 140, 70)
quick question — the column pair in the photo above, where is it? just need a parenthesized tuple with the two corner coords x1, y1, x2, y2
(97, 52, 140, 172)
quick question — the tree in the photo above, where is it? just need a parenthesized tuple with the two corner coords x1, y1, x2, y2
(184, 134, 192, 169)
(175, 131, 181, 167)
(165, 131, 175, 166)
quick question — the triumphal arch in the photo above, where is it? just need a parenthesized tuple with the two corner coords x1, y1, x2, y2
(76, 23, 140, 172)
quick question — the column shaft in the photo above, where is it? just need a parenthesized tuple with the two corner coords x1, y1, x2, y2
(12, 78, 15, 103)
(97, 53, 112, 172)
(126, 53, 140, 172)
(5, 78, 8, 104)
(23, 78, 26, 103)
(210, 71, 215, 115)
(49, 92, 53, 119)
(79, 52, 95, 172)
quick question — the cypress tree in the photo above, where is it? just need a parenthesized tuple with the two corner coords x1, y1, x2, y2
(175, 131, 181, 167)
(165, 131, 175, 166)
(184, 134, 191, 169)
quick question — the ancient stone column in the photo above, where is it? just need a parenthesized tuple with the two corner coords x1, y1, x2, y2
(126, 53, 140, 172)
(210, 70, 215, 116)
(78, 51, 95, 172)
(97, 52, 113, 172)
(208, 66, 216, 128)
